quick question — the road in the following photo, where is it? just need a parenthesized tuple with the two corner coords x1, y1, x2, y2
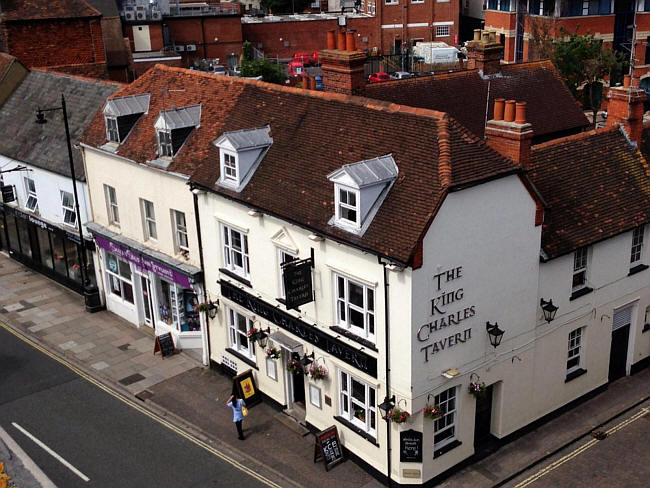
(0, 326, 268, 488)
(506, 399, 650, 488)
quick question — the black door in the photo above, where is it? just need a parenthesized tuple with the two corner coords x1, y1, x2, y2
(291, 352, 305, 404)
(474, 384, 494, 451)
(609, 325, 630, 381)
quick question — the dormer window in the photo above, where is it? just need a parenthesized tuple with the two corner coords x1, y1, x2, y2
(154, 104, 201, 160)
(214, 126, 272, 191)
(102, 93, 150, 145)
(327, 155, 398, 234)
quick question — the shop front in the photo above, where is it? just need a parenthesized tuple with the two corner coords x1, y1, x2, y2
(0, 202, 96, 293)
(88, 224, 206, 357)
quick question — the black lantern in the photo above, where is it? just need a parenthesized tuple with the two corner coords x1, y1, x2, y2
(208, 301, 219, 320)
(299, 351, 314, 373)
(540, 298, 559, 323)
(378, 395, 395, 421)
(257, 327, 271, 348)
(486, 321, 505, 348)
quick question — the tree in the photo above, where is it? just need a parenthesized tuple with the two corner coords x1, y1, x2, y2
(240, 57, 286, 84)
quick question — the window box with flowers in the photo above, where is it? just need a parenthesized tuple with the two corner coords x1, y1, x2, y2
(388, 407, 410, 424)
(423, 404, 444, 420)
(286, 358, 303, 374)
(308, 364, 328, 380)
(265, 346, 281, 359)
(468, 381, 487, 398)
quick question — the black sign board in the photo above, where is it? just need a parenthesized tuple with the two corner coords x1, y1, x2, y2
(314, 426, 344, 471)
(232, 369, 262, 407)
(282, 258, 313, 310)
(400, 429, 423, 463)
(154, 332, 176, 358)
(1, 185, 15, 203)
(220, 281, 377, 377)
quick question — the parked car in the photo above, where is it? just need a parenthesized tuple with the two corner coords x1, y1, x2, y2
(390, 71, 412, 80)
(368, 72, 390, 83)
(211, 64, 226, 75)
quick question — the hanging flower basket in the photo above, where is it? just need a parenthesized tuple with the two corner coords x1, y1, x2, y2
(388, 407, 410, 424)
(468, 381, 487, 397)
(308, 364, 328, 380)
(265, 347, 281, 359)
(247, 327, 262, 342)
(423, 404, 444, 420)
(197, 301, 216, 313)
(286, 358, 304, 374)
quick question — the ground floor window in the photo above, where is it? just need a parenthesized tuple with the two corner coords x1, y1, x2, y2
(156, 278, 200, 332)
(105, 252, 134, 304)
(227, 307, 255, 359)
(339, 370, 376, 437)
(434, 386, 458, 450)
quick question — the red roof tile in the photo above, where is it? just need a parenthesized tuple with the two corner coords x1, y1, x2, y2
(364, 61, 589, 142)
(530, 126, 650, 259)
(82, 65, 520, 264)
(0, 0, 100, 21)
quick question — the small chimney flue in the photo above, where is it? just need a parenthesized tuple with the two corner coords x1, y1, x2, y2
(337, 31, 346, 51)
(345, 30, 356, 51)
(504, 100, 516, 122)
(515, 102, 527, 124)
(494, 98, 505, 121)
(327, 30, 336, 50)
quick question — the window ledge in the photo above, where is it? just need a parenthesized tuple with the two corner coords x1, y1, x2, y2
(330, 326, 378, 352)
(565, 368, 587, 383)
(219, 268, 252, 288)
(225, 348, 258, 370)
(628, 264, 649, 276)
(570, 287, 593, 301)
(434, 439, 462, 458)
(643, 323, 650, 333)
(334, 416, 378, 446)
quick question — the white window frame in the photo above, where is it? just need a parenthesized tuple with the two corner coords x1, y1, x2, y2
(567, 327, 583, 373)
(221, 151, 238, 185)
(278, 248, 297, 298)
(436, 25, 451, 37)
(140, 199, 157, 241)
(60, 190, 77, 227)
(105, 251, 134, 304)
(433, 386, 458, 450)
(222, 224, 250, 279)
(385, 0, 398, 4)
(335, 185, 361, 229)
(631, 225, 645, 267)
(227, 307, 255, 360)
(105, 116, 119, 143)
(572, 247, 588, 292)
(172, 209, 189, 254)
(310, 384, 322, 409)
(24, 177, 38, 212)
(158, 130, 173, 158)
(339, 370, 377, 437)
(335, 273, 375, 342)
(411, 0, 424, 4)
(104, 184, 119, 225)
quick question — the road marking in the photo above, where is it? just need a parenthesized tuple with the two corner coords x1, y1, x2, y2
(513, 407, 650, 488)
(0, 320, 286, 488)
(0, 425, 57, 488)
(11, 422, 90, 482)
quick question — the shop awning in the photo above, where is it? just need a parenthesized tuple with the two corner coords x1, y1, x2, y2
(269, 331, 303, 352)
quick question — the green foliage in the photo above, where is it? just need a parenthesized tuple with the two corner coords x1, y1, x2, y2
(242, 41, 254, 63)
(240, 58, 286, 84)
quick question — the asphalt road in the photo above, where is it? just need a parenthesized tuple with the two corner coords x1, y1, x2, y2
(506, 399, 650, 488)
(0, 326, 268, 488)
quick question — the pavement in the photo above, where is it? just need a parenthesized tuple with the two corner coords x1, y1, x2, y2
(1, 252, 649, 487)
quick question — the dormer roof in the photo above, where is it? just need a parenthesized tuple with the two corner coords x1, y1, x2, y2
(214, 126, 272, 151)
(155, 104, 201, 131)
(103, 94, 150, 117)
(328, 155, 398, 189)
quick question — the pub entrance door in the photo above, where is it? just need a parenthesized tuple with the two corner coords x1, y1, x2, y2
(473, 384, 497, 455)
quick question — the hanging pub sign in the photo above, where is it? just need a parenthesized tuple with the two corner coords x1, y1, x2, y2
(232, 369, 262, 407)
(400, 429, 423, 463)
(1, 185, 15, 203)
(282, 257, 314, 310)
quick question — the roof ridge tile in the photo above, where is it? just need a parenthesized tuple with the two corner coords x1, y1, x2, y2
(533, 125, 619, 150)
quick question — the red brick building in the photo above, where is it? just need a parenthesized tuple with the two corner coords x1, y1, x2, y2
(0, 0, 106, 70)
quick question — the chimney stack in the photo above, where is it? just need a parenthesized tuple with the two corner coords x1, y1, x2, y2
(606, 73, 646, 146)
(485, 99, 533, 168)
(320, 30, 366, 96)
(466, 29, 503, 76)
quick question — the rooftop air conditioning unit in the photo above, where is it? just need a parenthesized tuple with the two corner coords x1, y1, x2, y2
(136, 11, 147, 20)
(124, 7, 136, 20)
(151, 9, 162, 20)
(174, 45, 185, 52)
(186, 44, 197, 52)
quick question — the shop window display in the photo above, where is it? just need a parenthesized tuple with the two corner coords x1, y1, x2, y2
(16, 218, 31, 259)
(157, 278, 200, 332)
(5, 213, 19, 252)
(51, 232, 67, 277)
(64, 238, 81, 283)
(106, 252, 134, 303)
(36, 227, 53, 270)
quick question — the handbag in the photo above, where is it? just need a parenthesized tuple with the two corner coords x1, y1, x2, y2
(241, 405, 249, 417)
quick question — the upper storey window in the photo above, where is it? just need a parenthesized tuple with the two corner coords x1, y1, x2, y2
(102, 94, 150, 144)
(327, 155, 398, 234)
(213, 126, 272, 191)
(154, 104, 201, 159)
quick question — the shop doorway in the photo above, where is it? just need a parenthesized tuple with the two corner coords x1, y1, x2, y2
(473, 384, 496, 454)
(609, 306, 633, 382)
(139, 274, 154, 327)
(290, 351, 305, 404)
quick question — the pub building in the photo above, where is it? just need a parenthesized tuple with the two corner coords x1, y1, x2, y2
(88, 65, 650, 486)
(0, 70, 121, 295)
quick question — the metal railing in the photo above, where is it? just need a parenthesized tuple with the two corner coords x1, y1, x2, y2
(168, 3, 241, 16)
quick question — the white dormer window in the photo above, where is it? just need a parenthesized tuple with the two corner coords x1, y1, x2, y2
(106, 117, 119, 142)
(336, 186, 360, 228)
(158, 130, 173, 157)
(222, 152, 238, 182)
(214, 126, 272, 192)
(154, 104, 201, 160)
(102, 93, 150, 145)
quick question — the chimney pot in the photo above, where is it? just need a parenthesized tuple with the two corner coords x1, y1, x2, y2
(345, 30, 356, 51)
(515, 102, 527, 124)
(337, 31, 346, 51)
(494, 98, 505, 121)
(327, 30, 336, 50)
(482, 31, 490, 43)
(624, 74, 631, 88)
(489, 31, 496, 43)
(504, 100, 516, 122)
(473, 29, 481, 41)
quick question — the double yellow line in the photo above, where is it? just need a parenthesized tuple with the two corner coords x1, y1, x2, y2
(0, 321, 283, 488)
(514, 406, 650, 487)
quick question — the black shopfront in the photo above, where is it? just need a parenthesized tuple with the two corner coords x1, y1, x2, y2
(0, 203, 96, 293)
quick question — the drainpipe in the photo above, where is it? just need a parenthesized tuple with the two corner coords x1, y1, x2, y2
(380, 256, 392, 487)
(191, 185, 211, 365)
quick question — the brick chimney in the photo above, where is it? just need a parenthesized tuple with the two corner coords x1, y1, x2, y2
(466, 29, 503, 76)
(606, 74, 646, 146)
(320, 30, 366, 96)
(485, 99, 533, 168)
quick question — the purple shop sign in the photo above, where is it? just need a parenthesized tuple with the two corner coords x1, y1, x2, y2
(95, 235, 193, 289)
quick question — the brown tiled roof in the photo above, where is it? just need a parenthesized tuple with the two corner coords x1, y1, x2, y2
(81, 65, 520, 264)
(364, 61, 590, 142)
(0, 0, 100, 21)
(529, 126, 650, 260)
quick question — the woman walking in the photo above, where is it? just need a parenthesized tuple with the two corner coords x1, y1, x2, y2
(226, 392, 246, 440)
